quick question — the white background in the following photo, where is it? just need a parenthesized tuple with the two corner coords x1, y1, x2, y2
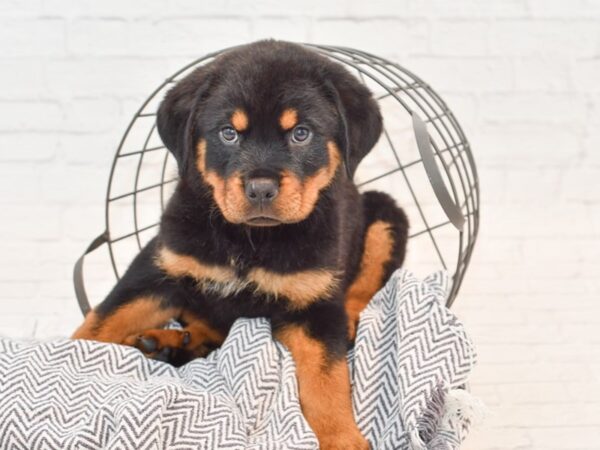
(1, 1, 599, 448)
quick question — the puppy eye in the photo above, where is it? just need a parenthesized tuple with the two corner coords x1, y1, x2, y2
(220, 126, 239, 144)
(290, 126, 311, 144)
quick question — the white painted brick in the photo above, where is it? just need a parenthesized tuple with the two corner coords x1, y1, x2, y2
(0, 282, 38, 300)
(468, 344, 536, 364)
(589, 95, 600, 125)
(462, 426, 531, 450)
(484, 204, 591, 239)
(528, 0, 600, 18)
(56, 133, 116, 166)
(41, 0, 87, 16)
(431, 20, 489, 56)
(46, 58, 170, 97)
(0, 101, 64, 132)
(61, 98, 121, 133)
(346, 0, 409, 17)
(313, 19, 430, 58)
(0, 205, 61, 240)
(467, 323, 567, 346)
(440, 93, 479, 129)
(591, 203, 600, 235)
(474, 123, 581, 167)
(530, 427, 600, 449)
(503, 167, 564, 204)
(496, 382, 572, 404)
(128, 18, 252, 57)
(62, 205, 105, 240)
(0, 18, 66, 56)
(561, 167, 600, 202)
(0, 0, 43, 14)
(39, 164, 106, 204)
(0, 164, 41, 204)
(80, 0, 165, 18)
(0, 134, 57, 162)
(0, 316, 37, 339)
(479, 93, 587, 125)
(252, 17, 310, 42)
(514, 56, 572, 92)
(489, 20, 599, 58)
(567, 380, 600, 403)
(488, 403, 600, 427)
(167, 0, 351, 17)
(573, 58, 600, 93)
(33, 310, 82, 339)
(0, 59, 46, 99)
(406, 56, 514, 93)
(411, 0, 529, 19)
(67, 19, 130, 56)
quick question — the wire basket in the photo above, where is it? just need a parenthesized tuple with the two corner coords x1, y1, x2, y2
(74, 44, 480, 315)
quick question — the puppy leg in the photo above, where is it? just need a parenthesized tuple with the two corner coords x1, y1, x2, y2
(345, 191, 409, 341)
(132, 311, 226, 364)
(275, 318, 368, 450)
(72, 296, 179, 344)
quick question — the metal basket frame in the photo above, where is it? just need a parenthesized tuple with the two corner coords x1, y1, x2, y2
(74, 44, 480, 315)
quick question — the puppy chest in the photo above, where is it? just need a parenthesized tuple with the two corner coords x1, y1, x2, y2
(157, 247, 339, 309)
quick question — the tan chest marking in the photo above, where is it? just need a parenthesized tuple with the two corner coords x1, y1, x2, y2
(156, 247, 338, 307)
(247, 267, 339, 309)
(156, 247, 249, 296)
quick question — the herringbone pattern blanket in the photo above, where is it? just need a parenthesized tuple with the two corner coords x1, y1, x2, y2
(0, 270, 479, 449)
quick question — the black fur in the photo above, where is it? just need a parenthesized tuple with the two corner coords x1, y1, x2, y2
(88, 40, 408, 365)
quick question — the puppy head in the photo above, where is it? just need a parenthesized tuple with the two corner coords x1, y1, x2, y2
(157, 40, 382, 227)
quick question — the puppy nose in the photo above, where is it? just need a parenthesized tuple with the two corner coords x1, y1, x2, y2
(245, 178, 279, 203)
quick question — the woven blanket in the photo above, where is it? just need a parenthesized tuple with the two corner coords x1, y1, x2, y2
(0, 270, 479, 449)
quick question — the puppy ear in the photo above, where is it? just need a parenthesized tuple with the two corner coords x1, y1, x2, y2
(156, 67, 214, 175)
(324, 69, 383, 177)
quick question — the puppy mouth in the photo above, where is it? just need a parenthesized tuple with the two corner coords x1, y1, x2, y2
(244, 216, 282, 227)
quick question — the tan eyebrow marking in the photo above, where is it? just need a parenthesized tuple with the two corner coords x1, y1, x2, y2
(231, 109, 248, 132)
(279, 108, 298, 130)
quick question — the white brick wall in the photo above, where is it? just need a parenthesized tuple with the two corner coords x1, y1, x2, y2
(0, 1, 599, 448)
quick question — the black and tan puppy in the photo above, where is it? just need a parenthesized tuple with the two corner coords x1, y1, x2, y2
(73, 40, 408, 449)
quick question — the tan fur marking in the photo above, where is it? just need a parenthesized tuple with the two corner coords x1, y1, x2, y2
(157, 247, 336, 307)
(72, 310, 101, 340)
(197, 138, 340, 225)
(274, 141, 341, 222)
(72, 297, 179, 344)
(181, 311, 225, 347)
(181, 311, 226, 357)
(202, 171, 248, 223)
(279, 108, 298, 130)
(345, 220, 395, 340)
(197, 140, 249, 223)
(276, 326, 368, 449)
(231, 109, 248, 132)
(248, 268, 338, 308)
(196, 139, 207, 173)
(156, 246, 237, 284)
(129, 312, 225, 358)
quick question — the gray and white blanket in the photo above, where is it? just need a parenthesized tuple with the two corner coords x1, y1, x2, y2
(0, 270, 480, 449)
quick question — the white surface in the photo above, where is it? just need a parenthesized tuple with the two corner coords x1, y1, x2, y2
(0, 1, 599, 448)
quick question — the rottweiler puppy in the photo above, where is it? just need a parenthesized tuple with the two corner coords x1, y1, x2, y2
(73, 40, 408, 449)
